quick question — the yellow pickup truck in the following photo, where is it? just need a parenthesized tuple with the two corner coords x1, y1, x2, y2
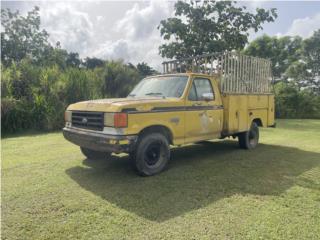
(63, 52, 275, 176)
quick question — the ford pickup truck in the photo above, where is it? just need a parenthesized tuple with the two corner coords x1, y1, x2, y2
(63, 52, 275, 176)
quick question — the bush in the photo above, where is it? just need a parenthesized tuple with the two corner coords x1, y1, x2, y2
(97, 61, 140, 98)
(275, 82, 320, 119)
(1, 60, 142, 134)
(1, 98, 34, 133)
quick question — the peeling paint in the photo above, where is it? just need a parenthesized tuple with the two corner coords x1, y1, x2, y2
(200, 111, 210, 133)
(170, 117, 180, 124)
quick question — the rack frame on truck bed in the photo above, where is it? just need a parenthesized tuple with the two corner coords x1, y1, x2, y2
(162, 51, 273, 94)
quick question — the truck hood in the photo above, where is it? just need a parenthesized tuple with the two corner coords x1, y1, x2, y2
(67, 97, 183, 112)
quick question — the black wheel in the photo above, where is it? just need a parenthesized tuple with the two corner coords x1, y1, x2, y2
(133, 133, 170, 176)
(80, 147, 110, 160)
(238, 122, 259, 149)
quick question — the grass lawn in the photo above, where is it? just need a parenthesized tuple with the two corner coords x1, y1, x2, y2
(2, 119, 320, 240)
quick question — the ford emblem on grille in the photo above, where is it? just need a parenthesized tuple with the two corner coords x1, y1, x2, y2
(81, 117, 88, 124)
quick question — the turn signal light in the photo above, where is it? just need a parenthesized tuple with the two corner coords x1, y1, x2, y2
(114, 113, 128, 128)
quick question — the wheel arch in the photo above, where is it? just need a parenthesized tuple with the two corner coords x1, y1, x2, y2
(252, 118, 263, 127)
(138, 125, 174, 145)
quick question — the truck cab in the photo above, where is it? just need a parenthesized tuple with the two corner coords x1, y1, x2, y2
(63, 52, 275, 176)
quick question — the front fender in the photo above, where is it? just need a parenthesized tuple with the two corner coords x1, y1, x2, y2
(125, 112, 185, 145)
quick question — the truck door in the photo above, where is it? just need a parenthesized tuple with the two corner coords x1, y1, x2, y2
(184, 77, 222, 143)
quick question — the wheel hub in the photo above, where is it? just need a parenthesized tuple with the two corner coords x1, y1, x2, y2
(145, 143, 161, 166)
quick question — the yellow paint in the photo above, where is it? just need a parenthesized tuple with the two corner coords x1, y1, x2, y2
(221, 93, 274, 134)
(67, 73, 275, 145)
(119, 139, 129, 145)
(109, 139, 117, 144)
(183, 75, 223, 143)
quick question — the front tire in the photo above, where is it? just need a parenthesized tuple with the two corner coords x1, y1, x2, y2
(133, 133, 170, 176)
(238, 122, 259, 149)
(80, 147, 110, 160)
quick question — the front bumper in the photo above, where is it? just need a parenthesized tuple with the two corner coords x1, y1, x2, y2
(63, 127, 138, 153)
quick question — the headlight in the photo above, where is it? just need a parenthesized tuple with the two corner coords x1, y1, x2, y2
(104, 113, 127, 128)
(104, 113, 114, 127)
(65, 111, 72, 122)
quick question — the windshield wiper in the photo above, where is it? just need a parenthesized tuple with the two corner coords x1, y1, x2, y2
(145, 92, 164, 96)
(128, 94, 136, 97)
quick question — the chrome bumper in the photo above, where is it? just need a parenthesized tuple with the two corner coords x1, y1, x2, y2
(62, 127, 138, 153)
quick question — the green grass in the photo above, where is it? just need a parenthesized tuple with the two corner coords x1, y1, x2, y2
(2, 119, 320, 240)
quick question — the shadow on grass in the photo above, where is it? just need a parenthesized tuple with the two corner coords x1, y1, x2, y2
(66, 141, 320, 222)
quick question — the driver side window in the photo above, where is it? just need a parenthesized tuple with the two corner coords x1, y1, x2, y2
(188, 78, 214, 101)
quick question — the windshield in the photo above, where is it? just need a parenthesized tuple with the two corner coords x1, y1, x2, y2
(128, 76, 189, 98)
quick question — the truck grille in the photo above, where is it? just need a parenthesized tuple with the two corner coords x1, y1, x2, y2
(72, 111, 104, 131)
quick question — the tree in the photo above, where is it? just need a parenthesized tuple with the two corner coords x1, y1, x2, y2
(158, 1, 277, 59)
(42, 42, 69, 69)
(244, 30, 319, 93)
(83, 57, 105, 69)
(302, 29, 320, 93)
(1, 6, 51, 66)
(277, 30, 319, 92)
(244, 35, 303, 79)
(66, 52, 81, 68)
(136, 62, 157, 77)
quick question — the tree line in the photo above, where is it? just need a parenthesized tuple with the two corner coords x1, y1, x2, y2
(1, 2, 319, 134)
(1, 7, 156, 133)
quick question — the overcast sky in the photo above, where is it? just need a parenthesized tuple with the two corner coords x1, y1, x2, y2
(2, 1, 320, 70)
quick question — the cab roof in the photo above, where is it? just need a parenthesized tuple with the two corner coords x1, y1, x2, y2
(145, 72, 219, 79)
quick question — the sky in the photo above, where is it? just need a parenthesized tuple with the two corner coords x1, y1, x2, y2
(2, 0, 320, 70)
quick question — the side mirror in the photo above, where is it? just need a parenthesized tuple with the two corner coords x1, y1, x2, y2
(201, 93, 214, 101)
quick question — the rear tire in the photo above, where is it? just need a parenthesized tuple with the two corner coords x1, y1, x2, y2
(133, 133, 170, 176)
(80, 147, 110, 160)
(238, 122, 259, 149)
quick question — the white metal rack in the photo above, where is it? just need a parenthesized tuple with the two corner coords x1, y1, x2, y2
(162, 52, 272, 94)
